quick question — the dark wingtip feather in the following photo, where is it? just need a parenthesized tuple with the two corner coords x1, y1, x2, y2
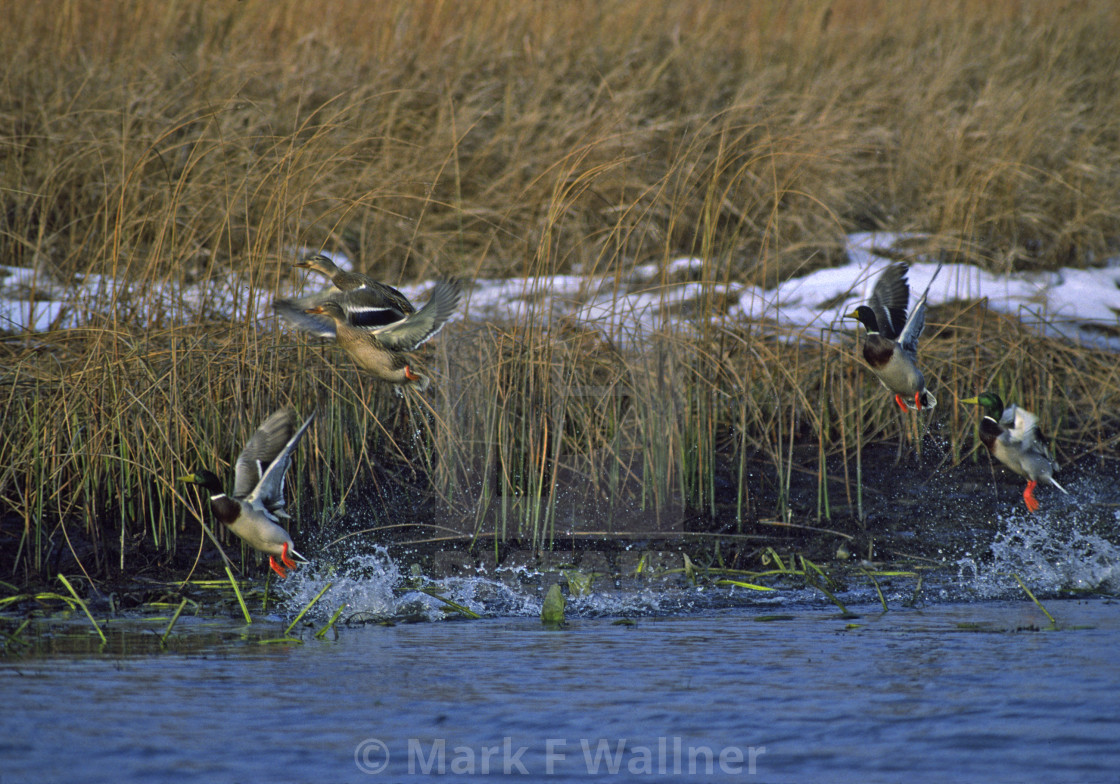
(867, 263, 910, 340)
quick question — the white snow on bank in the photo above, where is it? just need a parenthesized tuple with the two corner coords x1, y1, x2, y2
(2, 233, 1119, 351)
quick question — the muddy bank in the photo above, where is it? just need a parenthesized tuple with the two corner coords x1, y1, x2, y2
(7, 442, 1115, 603)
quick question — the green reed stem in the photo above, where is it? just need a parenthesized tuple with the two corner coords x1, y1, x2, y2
(800, 556, 837, 589)
(904, 573, 924, 608)
(804, 572, 848, 615)
(160, 598, 189, 645)
(764, 547, 789, 573)
(0, 592, 73, 610)
(419, 587, 482, 619)
(799, 557, 848, 614)
(57, 574, 107, 644)
(861, 568, 888, 612)
(314, 604, 347, 639)
(284, 582, 333, 637)
(715, 579, 776, 591)
(6, 618, 33, 646)
(1012, 573, 1056, 625)
(225, 565, 252, 625)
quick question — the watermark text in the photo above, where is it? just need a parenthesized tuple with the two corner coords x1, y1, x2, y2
(354, 736, 766, 776)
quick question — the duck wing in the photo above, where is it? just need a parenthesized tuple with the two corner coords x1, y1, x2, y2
(332, 287, 414, 329)
(372, 280, 463, 351)
(1006, 405, 1058, 463)
(244, 411, 316, 519)
(299, 256, 417, 312)
(896, 261, 944, 358)
(1008, 405, 1038, 440)
(273, 282, 418, 336)
(354, 281, 416, 316)
(273, 296, 337, 338)
(997, 402, 1018, 428)
(867, 263, 910, 340)
(234, 408, 299, 500)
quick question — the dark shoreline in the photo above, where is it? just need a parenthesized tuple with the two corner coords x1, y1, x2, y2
(6, 444, 1115, 602)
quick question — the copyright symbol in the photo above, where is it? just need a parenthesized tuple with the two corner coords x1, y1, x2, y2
(354, 738, 390, 774)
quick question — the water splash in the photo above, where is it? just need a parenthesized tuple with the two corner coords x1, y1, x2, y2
(278, 503, 1120, 622)
(956, 506, 1120, 598)
(276, 546, 799, 622)
(279, 547, 406, 620)
(277, 548, 547, 622)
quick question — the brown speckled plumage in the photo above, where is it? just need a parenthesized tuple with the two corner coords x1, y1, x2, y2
(305, 280, 462, 391)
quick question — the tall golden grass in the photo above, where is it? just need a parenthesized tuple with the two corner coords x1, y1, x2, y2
(1, 0, 1118, 584)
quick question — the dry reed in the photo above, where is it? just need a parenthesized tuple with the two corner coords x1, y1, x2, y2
(1, 1, 1119, 585)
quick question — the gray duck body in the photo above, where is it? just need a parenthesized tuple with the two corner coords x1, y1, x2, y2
(180, 408, 315, 576)
(847, 262, 942, 410)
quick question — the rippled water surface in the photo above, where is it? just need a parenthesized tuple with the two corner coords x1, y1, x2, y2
(5, 511, 1120, 782)
(3, 596, 1119, 784)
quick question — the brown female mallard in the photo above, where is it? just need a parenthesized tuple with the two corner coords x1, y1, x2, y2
(295, 254, 415, 307)
(303, 280, 462, 391)
(277, 254, 416, 332)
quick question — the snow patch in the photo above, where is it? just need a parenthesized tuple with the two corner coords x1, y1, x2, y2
(3, 233, 1119, 351)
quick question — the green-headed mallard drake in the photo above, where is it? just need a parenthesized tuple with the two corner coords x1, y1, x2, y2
(846, 262, 944, 411)
(304, 280, 462, 391)
(179, 408, 315, 578)
(961, 391, 1068, 512)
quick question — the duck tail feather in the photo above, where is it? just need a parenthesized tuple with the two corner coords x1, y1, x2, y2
(288, 547, 310, 563)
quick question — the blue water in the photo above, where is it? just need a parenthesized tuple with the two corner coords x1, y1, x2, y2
(3, 598, 1118, 784)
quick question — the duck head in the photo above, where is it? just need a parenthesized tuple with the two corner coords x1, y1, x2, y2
(845, 305, 880, 333)
(961, 391, 1005, 420)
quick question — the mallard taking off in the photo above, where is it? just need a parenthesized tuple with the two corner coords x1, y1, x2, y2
(275, 283, 419, 334)
(304, 280, 462, 391)
(278, 254, 416, 332)
(179, 408, 315, 578)
(295, 253, 414, 305)
(961, 391, 1068, 513)
(846, 262, 944, 411)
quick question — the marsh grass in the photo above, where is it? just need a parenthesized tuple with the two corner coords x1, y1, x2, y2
(2, 1, 1120, 585)
(1012, 573, 1057, 627)
(57, 573, 107, 644)
(159, 598, 189, 646)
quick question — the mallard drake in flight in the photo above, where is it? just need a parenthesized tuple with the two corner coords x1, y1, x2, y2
(303, 280, 462, 391)
(179, 408, 315, 578)
(961, 391, 1068, 512)
(846, 262, 944, 411)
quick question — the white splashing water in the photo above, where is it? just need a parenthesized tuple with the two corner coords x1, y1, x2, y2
(956, 507, 1120, 598)
(279, 548, 405, 620)
(278, 547, 546, 622)
(277, 502, 1120, 621)
(275, 546, 797, 622)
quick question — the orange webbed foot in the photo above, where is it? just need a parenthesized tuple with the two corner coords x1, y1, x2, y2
(1023, 481, 1040, 513)
(404, 365, 421, 383)
(269, 556, 289, 578)
(280, 541, 298, 570)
